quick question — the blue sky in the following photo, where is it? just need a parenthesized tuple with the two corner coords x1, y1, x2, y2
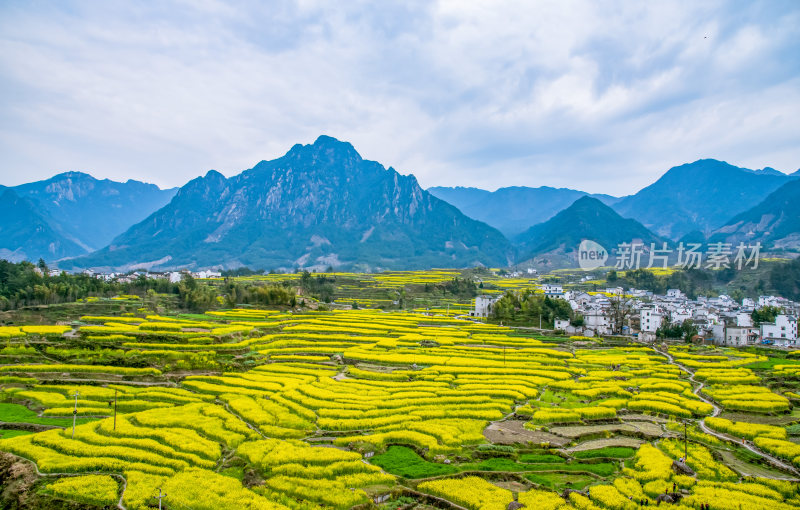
(1, 0, 798, 195)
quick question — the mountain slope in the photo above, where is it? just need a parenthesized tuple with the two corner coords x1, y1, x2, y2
(428, 186, 619, 237)
(613, 159, 796, 240)
(14, 172, 177, 251)
(60, 136, 514, 271)
(710, 179, 800, 252)
(514, 196, 663, 262)
(0, 189, 85, 262)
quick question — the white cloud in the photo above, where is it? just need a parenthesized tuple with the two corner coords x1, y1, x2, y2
(0, 0, 798, 195)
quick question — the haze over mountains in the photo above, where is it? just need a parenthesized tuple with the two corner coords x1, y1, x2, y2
(710, 179, 800, 250)
(612, 159, 797, 240)
(432, 159, 798, 241)
(427, 186, 619, 237)
(0, 173, 176, 263)
(0, 188, 86, 262)
(514, 197, 664, 266)
(1, 136, 798, 271)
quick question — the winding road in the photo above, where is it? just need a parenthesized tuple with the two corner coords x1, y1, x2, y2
(655, 346, 800, 479)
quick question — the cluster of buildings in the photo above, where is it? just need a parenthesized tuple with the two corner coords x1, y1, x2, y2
(78, 269, 222, 283)
(471, 284, 800, 348)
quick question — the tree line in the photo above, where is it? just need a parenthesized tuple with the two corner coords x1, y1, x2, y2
(490, 290, 573, 327)
(0, 260, 297, 312)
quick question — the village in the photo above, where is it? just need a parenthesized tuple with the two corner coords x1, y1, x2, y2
(471, 283, 800, 348)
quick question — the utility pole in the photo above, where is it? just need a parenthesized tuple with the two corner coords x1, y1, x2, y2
(71, 391, 79, 439)
(539, 314, 542, 329)
(113, 389, 118, 431)
(683, 421, 688, 460)
(154, 488, 166, 510)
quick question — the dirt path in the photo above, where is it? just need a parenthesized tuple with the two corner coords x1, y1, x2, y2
(483, 420, 569, 446)
(655, 347, 800, 479)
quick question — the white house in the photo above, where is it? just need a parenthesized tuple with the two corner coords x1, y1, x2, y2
(712, 323, 758, 346)
(735, 313, 753, 327)
(670, 308, 693, 325)
(541, 284, 564, 297)
(584, 309, 612, 336)
(761, 315, 798, 345)
(195, 270, 222, 279)
(554, 318, 570, 331)
(727, 326, 759, 346)
(666, 289, 685, 300)
(758, 296, 781, 308)
(470, 295, 500, 318)
(640, 307, 663, 334)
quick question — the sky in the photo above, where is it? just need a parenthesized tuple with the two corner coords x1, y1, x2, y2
(1, 1, 799, 196)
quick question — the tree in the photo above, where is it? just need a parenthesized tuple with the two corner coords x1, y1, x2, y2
(770, 258, 800, 300)
(752, 306, 781, 324)
(490, 290, 573, 327)
(607, 294, 632, 335)
(657, 319, 697, 341)
(37, 258, 48, 273)
(181, 273, 197, 290)
(145, 289, 158, 311)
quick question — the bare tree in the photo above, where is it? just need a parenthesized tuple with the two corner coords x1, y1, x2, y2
(607, 294, 633, 335)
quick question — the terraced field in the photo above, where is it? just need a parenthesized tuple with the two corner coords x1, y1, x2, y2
(1, 304, 799, 509)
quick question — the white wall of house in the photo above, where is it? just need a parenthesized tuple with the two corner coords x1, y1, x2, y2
(584, 310, 612, 335)
(735, 313, 753, 327)
(640, 308, 662, 333)
(542, 284, 564, 296)
(470, 295, 499, 318)
(554, 318, 570, 331)
(758, 296, 781, 308)
(761, 315, 798, 342)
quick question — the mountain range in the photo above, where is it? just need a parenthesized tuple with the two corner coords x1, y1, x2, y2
(0, 174, 176, 262)
(1, 136, 798, 271)
(0, 188, 86, 262)
(710, 179, 800, 250)
(514, 196, 663, 266)
(12, 172, 177, 252)
(427, 186, 619, 237)
(612, 159, 797, 240)
(432, 159, 797, 241)
(58, 136, 513, 272)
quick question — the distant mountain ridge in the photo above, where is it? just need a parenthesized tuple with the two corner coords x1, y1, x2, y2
(3, 147, 797, 270)
(59, 136, 514, 272)
(13, 172, 177, 251)
(612, 159, 797, 240)
(0, 188, 85, 262)
(514, 196, 663, 265)
(710, 179, 800, 252)
(428, 186, 619, 237)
